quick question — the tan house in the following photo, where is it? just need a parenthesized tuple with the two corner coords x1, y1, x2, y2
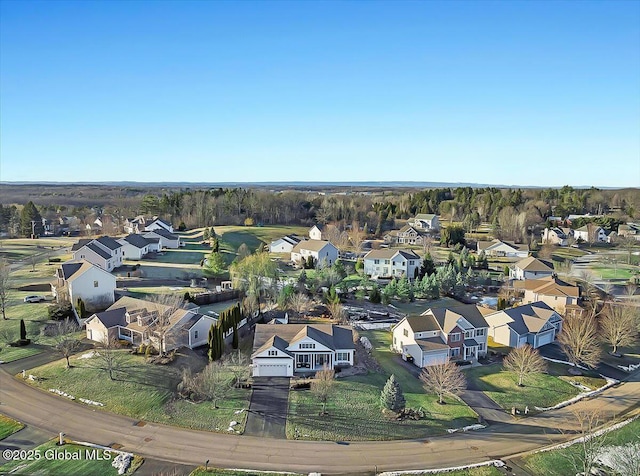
(477, 239, 529, 258)
(384, 225, 427, 245)
(309, 224, 338, 241)
(85, 296, 216, 352)
(515, 276, 579, 314)
(542, 227, 569, 246)
(407, 214, 440, 231)
(509, 257, 554, 280)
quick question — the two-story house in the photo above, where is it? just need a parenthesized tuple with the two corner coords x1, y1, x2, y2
(514, 276, 579, 314)
(407, 214, 440, 232)
(71, 236, 123, 272)
(384, 225, 427, 245)
(542, 227, 569, 246)
(251, 323, 355, 377)
(144, 217, 174, 233)
(392, 304, 489, 367)
(269, 234, 303, 253)
(363, 249, 422, 280)
(573, 224, 607, 243)
(510, 257, 554, 281)
(290, 240, 338, 268)
(124, 216, 147, 234)
(51, 260, 116, 311)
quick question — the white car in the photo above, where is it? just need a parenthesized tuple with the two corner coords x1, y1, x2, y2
(23, 295, 45, 303)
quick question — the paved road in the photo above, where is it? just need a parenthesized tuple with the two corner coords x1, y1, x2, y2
(244, 377, 290, 439)
(1, 366, 639, 474)
(539, 343, 633, 381)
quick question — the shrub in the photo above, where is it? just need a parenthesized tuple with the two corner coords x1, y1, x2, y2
(47, 302, 74, 321)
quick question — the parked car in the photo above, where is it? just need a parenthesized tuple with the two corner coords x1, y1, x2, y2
(23, 295, 45, 303)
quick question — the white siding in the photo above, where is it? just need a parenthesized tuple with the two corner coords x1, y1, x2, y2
(189, 317, 217, 348)
(69, 267, 116, 310)
(422, 350, 449, 367)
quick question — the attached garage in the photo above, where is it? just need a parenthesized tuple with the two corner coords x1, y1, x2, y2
(535, 330, 555, 348)
(421, 350, 450, 367)
(252, 358, 293, 377)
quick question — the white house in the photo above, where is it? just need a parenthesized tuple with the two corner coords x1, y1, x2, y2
(477, 239, 529, 258)
(124, 216, 147, 234)
(71, 236, 124, 272)
(363, 249, 422, 280)
(384, 225, 427, 245)
(251, 324, 355, 377)
(482, 301, 563, 349)
(542, 227, 568, 246)
(510, 257, 554, 281)
(269, 235, 302, 253)
(143, 229, 181, 249)
(118, 234, 151, 260)
(515, 276, 580, 314)
(391, 304, 489, 367)
(290, 240, 338, 268)
(85, 296, 216, 351)
(573, 225, 607, 243)
(618, 223, 640, 241)
(407, 213, 440, 231)
(51, 260, 116, 311)
(145, 218, 174, 233)
(308, 224, 339, 241)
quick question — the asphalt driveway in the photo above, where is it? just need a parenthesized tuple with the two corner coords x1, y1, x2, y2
(244, 377, 290, 439)
(539, 343, 633, 381)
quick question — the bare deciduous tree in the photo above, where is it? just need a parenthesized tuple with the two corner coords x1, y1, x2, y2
(563, 409, 608, 476)
(419, 360, 466, 404)
(149, 293, 186, 355)
(199, 361, 234, 408)
(326, 301, 347, 324)
(222, 349, 251, 388)
(600, 304, 637, 354)
(289, 292, 311, 316)
(93, 336, 127, 380)
(348, 220, 364, 253)
(503, 345, 546, 387)
(0, 259, 12, 320)
(53, 318, 81, 369)
(557, 314, 601, 369)
(311, 364, 336, 416)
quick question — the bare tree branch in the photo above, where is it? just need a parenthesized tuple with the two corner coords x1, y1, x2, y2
(503, 345, 546, 386)
(557, 314, 601, 368)
(419, 360, 466, 404)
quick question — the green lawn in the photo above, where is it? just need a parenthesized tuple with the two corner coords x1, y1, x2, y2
(285, 329, 477, 441)
(0, 345, 43, 363)
(463, 363, 604, 412)
(520, 418, 640, 476)
(0, 414, 24, 440)
(148, 248, 210, 265)
(25, 352, 251, 434)
(590, 265, 636, 280)
(0, 439, 142, 476)
(486, 337, 511, 355)
(422, 466, 503, 476)
(191, 468, 300, 476)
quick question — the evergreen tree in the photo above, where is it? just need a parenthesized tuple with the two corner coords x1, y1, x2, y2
(419, 253, 436, 278)
(232, 322, 238, 349)
(380, 374, 406, 412)
(19, 319, 27, 341)
(203, 228, 210, 241)
(369, 285, 381, 304)
(396, 277, 411, 302)
(20, 201, 43, 237)
(204, 251, 226, 277)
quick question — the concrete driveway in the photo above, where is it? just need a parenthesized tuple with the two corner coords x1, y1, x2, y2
(244, 377, 290, 439)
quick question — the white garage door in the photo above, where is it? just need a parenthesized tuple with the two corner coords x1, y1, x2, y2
(422, 351, 449, 367)
(256, 364, 289, 377)
(536, 331, 554, 347)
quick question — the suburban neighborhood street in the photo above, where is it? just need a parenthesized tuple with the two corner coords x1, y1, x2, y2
(1, 365, 638, 474)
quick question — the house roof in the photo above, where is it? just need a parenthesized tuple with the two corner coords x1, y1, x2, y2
(514, 276, 579, 298)
(464, 338, 480, 347)
(148, 218, 172, 228)
(104, 296, 194, 333)
(60, 259, 112, 283)
(478, 239, 528, 253)
(90, 307, 127, 329)
(404, 315, 440, 332)
(415, 337, 449, 352)
(86, 242, 112, 260)
(95, 236, 122, 251)
(147, 228, 179, 240)
(252, 324, 355, 357)
(514, 256, 554, 272)
(253, 335, 293, 357)
(364, 249, 420, 260)
(413, 214, 436, 221)
(484, 301, 559, 336)
(292, 240, 335, 253)
(426, 305, 489, 333)
(548, 227, 567, 239)
(122, 234, 151, 249)
(71, 239, 92, 252)
(183, 313, 216, 330)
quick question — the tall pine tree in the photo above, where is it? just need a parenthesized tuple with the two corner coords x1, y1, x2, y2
(380, 374, 406, 412)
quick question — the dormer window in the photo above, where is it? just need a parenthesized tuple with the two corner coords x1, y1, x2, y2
(268, 350, 277, 356)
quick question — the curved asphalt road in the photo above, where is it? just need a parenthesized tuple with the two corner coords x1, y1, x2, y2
(1, 368, 639, 475)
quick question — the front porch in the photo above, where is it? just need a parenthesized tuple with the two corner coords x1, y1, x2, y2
(294, 352, 334, 372)
(118, 327, 146, 346)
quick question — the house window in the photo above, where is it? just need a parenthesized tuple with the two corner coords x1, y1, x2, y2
(300, 343, 316, 349)
(384, 260, 390, 264)
(374, 259, 380, 264)
(336, 352, 349, 361)
(403, 329, 408, 337)
(194, 330, 199, 339)
(94, 281, 99, 287)
(393, 337, 396, 345)
(478, 343, 484, 351)
(450, 333, 461, 342)
(450, 348, 460, 357)
(409, 260, 414, 265)
(476, 328, 485, 337)
(464, 330, 474, 339)
(268, 350, 277, 356)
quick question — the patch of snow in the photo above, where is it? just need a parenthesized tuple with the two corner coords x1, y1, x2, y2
(446, 424, 486, 434)
(112, 453, 132, 475)
(379, 460, 505, 475)
(567, 380, 592, 392)
(80, 398, 104, 407)
(542, 356, 589, 371)
(49, 388, 75, 400)
(229, 421, 238, 427)
(78, 351, 98, 359)
(360, 336, 373, 351)
(596, 443, 640, 475)
(536, 416, 638, 453)
(617, 362, 640, 372)
(534, 377, 618, 412)
(234, 409, 244, 414)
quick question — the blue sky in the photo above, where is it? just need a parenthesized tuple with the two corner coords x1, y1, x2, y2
(1, 0, 639, 187)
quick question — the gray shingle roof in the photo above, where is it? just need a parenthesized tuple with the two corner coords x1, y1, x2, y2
(71, 239, 92, 252)
(86, 242, 112, 260)
(60, 262, 83, 279)
(252, 324, 355, 357)
(147, 228, 178, 240)
(415, 337, 449, 351)
(95, 236, 123, 250)
(123, 234, 151, 249)
(91, 307, 127, 328)
(405, 315, 440, 332)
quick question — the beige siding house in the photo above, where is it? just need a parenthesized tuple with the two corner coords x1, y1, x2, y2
(290, 240, 338, 268)
(51, 260, 116, 311)
(510, 257, 554, 280)
(363, 249, 422, 280)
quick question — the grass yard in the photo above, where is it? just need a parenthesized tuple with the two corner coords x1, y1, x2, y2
(0, 345, 44, 363)
(486, 337, 511, 355)
(285, 329, 477, 441)
(417, 466, 503, 476)
(463, 363, 605, 412)
(0, 414, 24, 440)
(25, 352, 251, 434)
(520, 418, 640, 476)
(0, 439, 142, 476)
(145, 247, 210, 265)
(590, 265, 636, 281)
